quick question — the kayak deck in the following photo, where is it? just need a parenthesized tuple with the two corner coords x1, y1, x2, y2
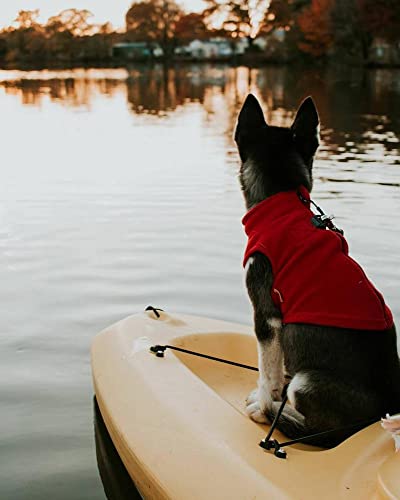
(91, 310, 399, 499)
(170, 332, 315, 451)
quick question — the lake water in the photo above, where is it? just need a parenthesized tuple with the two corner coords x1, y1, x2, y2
(1, 64, 399, 499)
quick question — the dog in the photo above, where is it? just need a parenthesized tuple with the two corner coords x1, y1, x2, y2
(235, 94, 400, 447)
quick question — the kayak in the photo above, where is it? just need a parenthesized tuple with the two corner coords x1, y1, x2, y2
(91, 309, 400, 499)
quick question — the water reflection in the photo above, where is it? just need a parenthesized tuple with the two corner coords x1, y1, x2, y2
(0, 65, 398, 158)
(94, 398, 141, 500)
(0, 69, 126, 107)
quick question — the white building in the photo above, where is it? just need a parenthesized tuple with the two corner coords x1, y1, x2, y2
(176, 38, 250, 59)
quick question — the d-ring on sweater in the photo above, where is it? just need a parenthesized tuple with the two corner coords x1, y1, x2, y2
(242, 186, 393, 331)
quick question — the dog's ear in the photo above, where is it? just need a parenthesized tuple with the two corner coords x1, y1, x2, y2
(235, 94, 267, 143)
(291, 97, 320, 159)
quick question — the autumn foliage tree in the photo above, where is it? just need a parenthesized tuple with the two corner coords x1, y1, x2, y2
(294, 0, 399, 61)
(125, 2, 160, 44)
(266, 0, 382, 61)
(204, 0, 270, 46)
(262, 0, 313, 56)
(46, 9, 94, 37)
(263, 0, 312, 34)
(126, 0, 183, 57)
(296, 0, 334, 57)
(175, 13, 209, 44)
(357, 0, 400, 43)
(14, 9, 41, 30)
(330, 0, 400, 62)
(330, 0, 368, 61)
(0, 8, 118, 64)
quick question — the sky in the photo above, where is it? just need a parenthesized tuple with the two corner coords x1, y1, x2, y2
(0, 0, 206, 29)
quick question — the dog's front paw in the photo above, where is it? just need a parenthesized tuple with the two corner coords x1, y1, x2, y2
(245, 388, 269, 423)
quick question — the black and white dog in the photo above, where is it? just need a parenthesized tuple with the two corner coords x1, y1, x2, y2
(235, 94, 400, 447)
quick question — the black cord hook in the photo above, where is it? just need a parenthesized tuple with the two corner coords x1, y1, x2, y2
(145, 306, 164, 318)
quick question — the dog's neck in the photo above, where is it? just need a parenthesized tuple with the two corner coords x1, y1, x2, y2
(240, 160, 313, 211)
(242, 186, 310, 223)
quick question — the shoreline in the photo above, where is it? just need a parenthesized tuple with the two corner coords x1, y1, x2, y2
(0, 57, 399, 71)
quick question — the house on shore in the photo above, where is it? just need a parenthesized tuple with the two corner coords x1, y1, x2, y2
(111, 37, 270, 61)
(112, 42, 153, 60)
(369, 38, 400, 66)
(175, 38, 249, 60)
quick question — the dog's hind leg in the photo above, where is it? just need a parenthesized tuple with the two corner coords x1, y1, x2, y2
(268, 371, 382, 448)
(268, 400, 307, 436)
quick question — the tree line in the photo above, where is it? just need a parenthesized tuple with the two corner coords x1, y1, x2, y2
(0, 9, 117, 65)
(0, 0, 398, 66)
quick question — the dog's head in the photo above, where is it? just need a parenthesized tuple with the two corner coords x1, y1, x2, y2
(235, 94, 320, 209)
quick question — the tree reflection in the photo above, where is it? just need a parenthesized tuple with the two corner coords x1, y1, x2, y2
(0, 65, 398, 159)
(0, 71, 124, 107)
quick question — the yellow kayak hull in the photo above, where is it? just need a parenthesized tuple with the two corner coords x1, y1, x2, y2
(91, 310, 399, 499)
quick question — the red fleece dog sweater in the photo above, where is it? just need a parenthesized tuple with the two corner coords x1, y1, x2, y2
(242, 186, 393, 330)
